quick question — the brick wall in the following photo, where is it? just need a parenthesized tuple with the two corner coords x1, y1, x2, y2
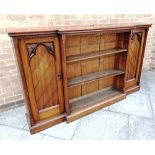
(0, 14, 155, 108)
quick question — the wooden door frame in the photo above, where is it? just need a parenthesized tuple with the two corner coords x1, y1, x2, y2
(19, 36, 64, 122)
(125, 29, 146, 89)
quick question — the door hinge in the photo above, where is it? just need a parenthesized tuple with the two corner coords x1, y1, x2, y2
(57, 73, 63, 79)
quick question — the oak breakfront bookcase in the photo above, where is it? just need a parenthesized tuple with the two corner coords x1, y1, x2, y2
(8, 24, 151, 134)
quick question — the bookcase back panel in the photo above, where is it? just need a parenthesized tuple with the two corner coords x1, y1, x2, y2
(65, 35, 81, 57)
(65, 33, 119, 57)
(68, 85, 81, 99)
(68, 77, 115, 100)
(81, 80, 99, 95)
(99, 76, 114, 89)
(67, 62, 81, 79)
(81, 34, 100, 53)
(81, 58, 100, 74)
(99, 55, 115, 71)
(115, 52, 127, 71)
(100, 34, 117, 50)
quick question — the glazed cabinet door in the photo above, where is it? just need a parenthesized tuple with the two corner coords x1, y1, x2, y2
(19, 36, 64, 122)
(125, 29, 145, 91)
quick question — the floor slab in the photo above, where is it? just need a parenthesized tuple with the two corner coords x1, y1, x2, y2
(109, 91, 153, 118)
(40, 120, 80, 140)
(139, 71, 155, 96)
(42, 136, 63, 140)
(129, 115, 155, 140)
(73, 110, 128, 140)
(0, 125, 44, 140)
(0, 106, 27, 129)
(149, 95, 155, 118)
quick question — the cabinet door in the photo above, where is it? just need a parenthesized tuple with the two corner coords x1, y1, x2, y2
(125, 29, 145, 91)
(19, 36, 64, 122)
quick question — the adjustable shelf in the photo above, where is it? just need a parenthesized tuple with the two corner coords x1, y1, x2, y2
(68, 69, 125, 88)
(67, 87, 126, 122)
(66, 48, 127, 63)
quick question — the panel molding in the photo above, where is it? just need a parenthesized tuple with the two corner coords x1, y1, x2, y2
(131, 32, 142, 43)
(27, 42, 56, 61)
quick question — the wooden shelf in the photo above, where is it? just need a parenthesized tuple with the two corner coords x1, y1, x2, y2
(70, 87, 122, 110)
(67, 87, 126, 122)
(66, 48, 127, 63)
(68, 69, 125, 87)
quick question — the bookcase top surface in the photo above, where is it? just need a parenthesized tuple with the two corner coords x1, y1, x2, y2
(8, 23, 151, 37)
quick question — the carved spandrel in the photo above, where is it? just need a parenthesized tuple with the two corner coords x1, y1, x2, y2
(131, 32, 142, 43)
(27, 42, 55, 61)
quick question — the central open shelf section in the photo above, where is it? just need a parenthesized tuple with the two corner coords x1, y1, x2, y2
(64, 32, 129, 122)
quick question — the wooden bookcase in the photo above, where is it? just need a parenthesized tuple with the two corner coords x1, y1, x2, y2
(8, 24, 151, 134)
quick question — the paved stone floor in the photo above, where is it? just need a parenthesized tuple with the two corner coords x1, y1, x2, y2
(0, 70, 155, 140)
